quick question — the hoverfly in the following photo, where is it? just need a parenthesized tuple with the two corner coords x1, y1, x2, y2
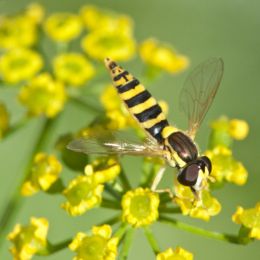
(68, 57, 224, 197)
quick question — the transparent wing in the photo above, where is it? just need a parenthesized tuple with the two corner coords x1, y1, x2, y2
(67, 131, 165, 157)
(179, 58, 224, 138)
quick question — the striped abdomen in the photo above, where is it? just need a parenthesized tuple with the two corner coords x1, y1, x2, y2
(104, 58, 169, 143)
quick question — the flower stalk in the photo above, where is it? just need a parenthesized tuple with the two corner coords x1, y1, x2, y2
(159, 215, 246, 245)
(0, 117, 58, 247)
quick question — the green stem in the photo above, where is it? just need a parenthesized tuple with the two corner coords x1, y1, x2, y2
(69, 95, 103, 114)
(158, 206, 181, 214)
(101, 198, 121, 210)
(114, 223, 128, 241)
(144, 227, 160, 255)
(119, 227, 135, 260)
(0, 117, 58, 248)
(119, 168, 132, 191)
(104, 183, 122, 200)
(159, 215, 244, 245)
(38, 215, 121, 256)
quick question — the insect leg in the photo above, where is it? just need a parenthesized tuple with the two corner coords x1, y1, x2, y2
(151, 166, 166, 191)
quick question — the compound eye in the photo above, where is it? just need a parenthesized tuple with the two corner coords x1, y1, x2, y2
(200, 156, 212, 174)
(177, 164, 200, 187)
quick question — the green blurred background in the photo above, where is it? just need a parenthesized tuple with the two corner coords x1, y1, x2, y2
(0, 0, 259, 259)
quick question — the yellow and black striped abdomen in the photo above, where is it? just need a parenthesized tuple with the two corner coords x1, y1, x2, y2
(104, 58, 169, 143)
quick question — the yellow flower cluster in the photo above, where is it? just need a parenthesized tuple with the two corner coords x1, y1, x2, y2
(0, 102, 9, 138)
(0, 15, 38, 49)
(19, 73, 67, 118)
(62, 174, 103, 216)
(62, 157, 120, 216)
(209, 116, 249, 148)
(80, 5, 135, 61)
(25, 3, 45, 24)
(44, 13, 82, 42)
(82, 31, 135, 61)
(122, 188, 160, 227)
(205, 146, 248, 185)
(85, 157, 121, 184)
(69, 225, 119, 260)
(8, 217, 49, 260)
(21, 153, 62, 196)
(140, 38, 189, 74)
(232, 203, 260, 240)
(157, 246, 193, 260)
(100, 85, 134, 130)
(53, 53, 95, 87)
(174, 181, 221, 221)
(80, 5, 133, 35)
(0, 48, 43, 84)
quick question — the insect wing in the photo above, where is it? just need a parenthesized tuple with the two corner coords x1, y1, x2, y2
(179, 58, 224, 138)
(67, 133, 165, 157)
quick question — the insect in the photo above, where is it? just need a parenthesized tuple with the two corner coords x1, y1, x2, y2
(68, 57, 224, 198)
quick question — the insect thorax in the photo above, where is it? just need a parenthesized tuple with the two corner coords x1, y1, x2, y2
(164, 131, 198, 168)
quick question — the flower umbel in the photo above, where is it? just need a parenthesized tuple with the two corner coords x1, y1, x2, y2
(205, 145, 248, 185)
(140, 38, 189, 74)
(80, 5, 133, 36)
(44, 13, 82, 42)
(62, 173, 104, 216)
(232, 203, 260, 240)
(174, 181, 221, 221)
(122, 188, 160, 228)
(82, 30, 135, 61)
(53, 53, 95, 87)
(157, 246, 193, 260)
(8, 217, 49, 260)
(0, 15, 37, 49)
(0, 48, 43, 84)
(19, 73, 67, 118)
(69, 225, 119, 260)
(21, 153, 62, 196)
(85, 157, 121, 184)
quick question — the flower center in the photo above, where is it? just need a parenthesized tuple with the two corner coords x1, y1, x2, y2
(79, 235, 106, 260)
(130, 195, 151, 219)
(66, 181, 93, 205)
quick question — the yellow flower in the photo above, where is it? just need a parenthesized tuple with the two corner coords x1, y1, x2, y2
(140, 38, 189, 74)
(62, 173, 104, 216)
(228, 119, 249, 140)
(82, 30, 135, 61)
(157, 246, 193, 260)
(44, 13, 82, 42)
(19, 73, 67, 118)
(21, 153, 62, 196)
(232, 203, 260, 240)
(0, 102, 9, 138)
(0, 48, 43, 84)
(205, 145, 248, 185)
(80, 5, 133, 36)
(122, 188, 160, 228)
(209, 117, 249, 148)
(8, 217, 49, 260)
(174, 181, 221, 221)
(25, 3, 45, 24)
(85, 157, 121, 184)
(0, 15, 37, 49)
(100, 85, 135, 130)
(69, 225, 119, 260)
(53, 53, 95, 87)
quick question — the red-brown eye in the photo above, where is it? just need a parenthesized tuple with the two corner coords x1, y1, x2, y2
(177, 164, 199, 186)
